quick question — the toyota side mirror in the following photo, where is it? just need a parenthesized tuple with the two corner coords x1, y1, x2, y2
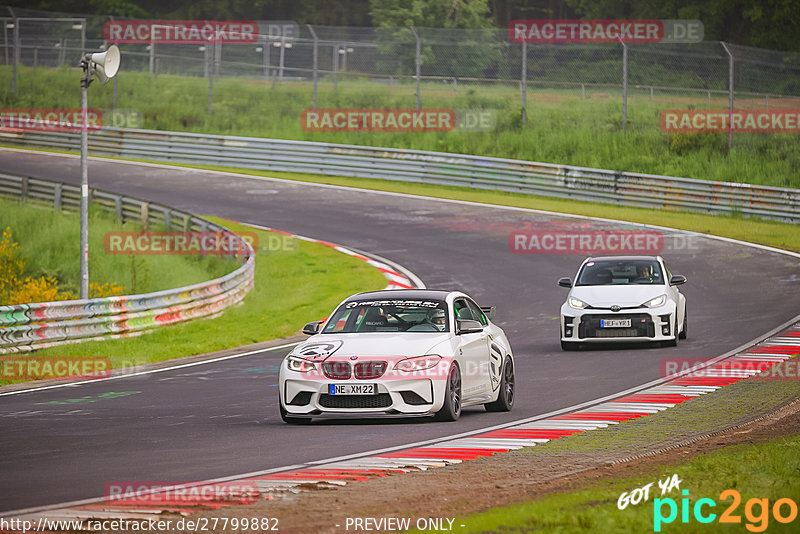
(558, 277, 572, 288)
(669, 275, 687, 286)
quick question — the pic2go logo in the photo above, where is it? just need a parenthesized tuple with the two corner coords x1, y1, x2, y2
(654, 489, 799, 532)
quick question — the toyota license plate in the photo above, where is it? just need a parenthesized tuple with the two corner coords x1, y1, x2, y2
(329, 383, 377, 395)
(601, 319, 632, 328)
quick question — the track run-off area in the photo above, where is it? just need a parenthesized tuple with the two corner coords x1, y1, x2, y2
(1, 148, 800, 514)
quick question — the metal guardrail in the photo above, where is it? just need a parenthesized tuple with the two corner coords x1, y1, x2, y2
(0, 172, 255, 353)
(2, 127, 799, 222)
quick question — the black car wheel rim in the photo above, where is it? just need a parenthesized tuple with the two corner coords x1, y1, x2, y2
(504, 361, 515, 404)
(450, 366, 461, 413)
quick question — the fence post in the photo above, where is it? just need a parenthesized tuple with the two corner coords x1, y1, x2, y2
(278, 35, 286, 82)
(332, 44, 338, 90)
(149, 25, 155, 75)
(720, 41, 734, 152)
(3, 18, 8, 65)
(307, 24, 319, 110)
(113, 75, 118, 110)
(409, 26, 421, 110)
(20, 175, 28, 202)
(12, 17, 17, 97)
(620, 37, 627, 129)
(261, 34, 269, 80)
(115, 195, 123, 223)
(207, 37, 213, 114)
(521, 40, 527, 125)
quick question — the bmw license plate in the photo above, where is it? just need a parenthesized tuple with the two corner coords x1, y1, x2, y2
(329, 383, 377, 395)
(601, 319, 631, 328)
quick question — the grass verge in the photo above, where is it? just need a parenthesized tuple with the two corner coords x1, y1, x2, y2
(1, 65, 798, 188)
(1, 218, 387, 383)
(0, 196, 235, 297)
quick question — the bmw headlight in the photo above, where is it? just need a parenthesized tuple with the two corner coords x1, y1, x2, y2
(644, 294, 667, 308)
(394, 355, 442, 372)
(286, 355, 318, 373)
(568, 297, 589, 310)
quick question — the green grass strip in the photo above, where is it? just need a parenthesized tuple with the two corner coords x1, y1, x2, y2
(1, 66, 798, 188)
(0, 196, 235, 296)
(452, 432, 800, 533)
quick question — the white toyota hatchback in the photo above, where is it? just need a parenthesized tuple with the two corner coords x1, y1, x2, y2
(558, 256, 687, 350)
(279, 289, 515, 423)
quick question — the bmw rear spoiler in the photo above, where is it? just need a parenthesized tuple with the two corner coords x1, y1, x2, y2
(480, 306, 496, 320)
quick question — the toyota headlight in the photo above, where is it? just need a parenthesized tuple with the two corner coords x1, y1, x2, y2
(644, 294, 667, 308)
(568, 297, 589, 310)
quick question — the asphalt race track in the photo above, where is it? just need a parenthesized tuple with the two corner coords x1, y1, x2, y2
(2, 149, 799, 513)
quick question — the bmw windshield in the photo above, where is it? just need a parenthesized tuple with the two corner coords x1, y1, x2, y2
(576, 260, 664, 286)
(322, 299, 450, 333)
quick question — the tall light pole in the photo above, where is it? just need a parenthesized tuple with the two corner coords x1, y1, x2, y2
(79, 44, 120, 299)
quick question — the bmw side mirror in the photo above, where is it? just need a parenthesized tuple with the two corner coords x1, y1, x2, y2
(669, 275, 687, 286)
(558, 277, 572, 288)
(456, 319, 483, 334)
(302, 321, 323, 335)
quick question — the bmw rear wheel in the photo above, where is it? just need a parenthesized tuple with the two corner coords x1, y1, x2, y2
(485, 356, 514, 412)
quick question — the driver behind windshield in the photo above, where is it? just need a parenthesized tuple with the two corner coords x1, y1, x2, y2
(427, 308, 447, 331)
(636, 265, 653, 282)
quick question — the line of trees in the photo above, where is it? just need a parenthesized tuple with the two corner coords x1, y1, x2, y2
(5, 0, 799, 52)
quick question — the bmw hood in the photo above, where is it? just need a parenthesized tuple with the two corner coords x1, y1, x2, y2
(290, 333, 451, 360)
(570, 285, 668, 307)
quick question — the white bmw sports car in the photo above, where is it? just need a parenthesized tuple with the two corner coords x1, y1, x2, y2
(558, 256, 687, 350)
(278, 289, 515, 423)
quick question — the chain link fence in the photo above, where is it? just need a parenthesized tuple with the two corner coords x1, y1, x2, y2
(2, 7, 799, 131)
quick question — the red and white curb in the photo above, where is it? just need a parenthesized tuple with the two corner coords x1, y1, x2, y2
(243, 223, 421, 291)
(9, 323, 798, 526)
